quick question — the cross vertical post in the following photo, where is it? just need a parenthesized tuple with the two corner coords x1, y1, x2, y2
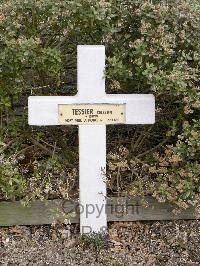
(78, 46, 107, 234)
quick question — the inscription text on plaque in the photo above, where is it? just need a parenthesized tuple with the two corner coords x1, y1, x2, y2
(58, 104, 125, 125)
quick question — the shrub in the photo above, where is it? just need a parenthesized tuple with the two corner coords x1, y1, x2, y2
(0, 0, 199, 209)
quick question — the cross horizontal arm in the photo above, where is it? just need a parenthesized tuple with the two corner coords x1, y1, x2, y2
(28, 94, 155, 125)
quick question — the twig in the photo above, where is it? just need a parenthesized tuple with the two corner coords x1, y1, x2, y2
(15, 145, 35, 158)
(117, 166, 121, 197)
(136, 138, 169, 158)
(52, 141, 57, 159)
(130, 128, 138, 148)
(131, 127, 148, 153)
(0, 140, 14, 154)
(29, 137, 75, 168)
(136, 125, 153, 149)
(40, 139, 59, 150)
(29, 137, 53, 155)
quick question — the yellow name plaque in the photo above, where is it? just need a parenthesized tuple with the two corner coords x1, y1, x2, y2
(58, 104, 126, 125)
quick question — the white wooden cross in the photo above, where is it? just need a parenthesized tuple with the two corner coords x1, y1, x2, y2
(28, 45, 155, 234)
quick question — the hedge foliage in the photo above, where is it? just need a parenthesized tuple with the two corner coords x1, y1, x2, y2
(0, 0, 199, 210)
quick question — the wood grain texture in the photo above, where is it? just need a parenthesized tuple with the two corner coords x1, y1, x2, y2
(0, 197, 198, 226)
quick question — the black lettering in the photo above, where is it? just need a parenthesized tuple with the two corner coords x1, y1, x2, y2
(73, 108, 94, 115)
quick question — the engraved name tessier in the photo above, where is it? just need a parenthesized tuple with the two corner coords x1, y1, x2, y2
(72, 108, 113, 115)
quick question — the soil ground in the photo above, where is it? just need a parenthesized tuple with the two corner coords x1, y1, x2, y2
(0, 220, 199, 266)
